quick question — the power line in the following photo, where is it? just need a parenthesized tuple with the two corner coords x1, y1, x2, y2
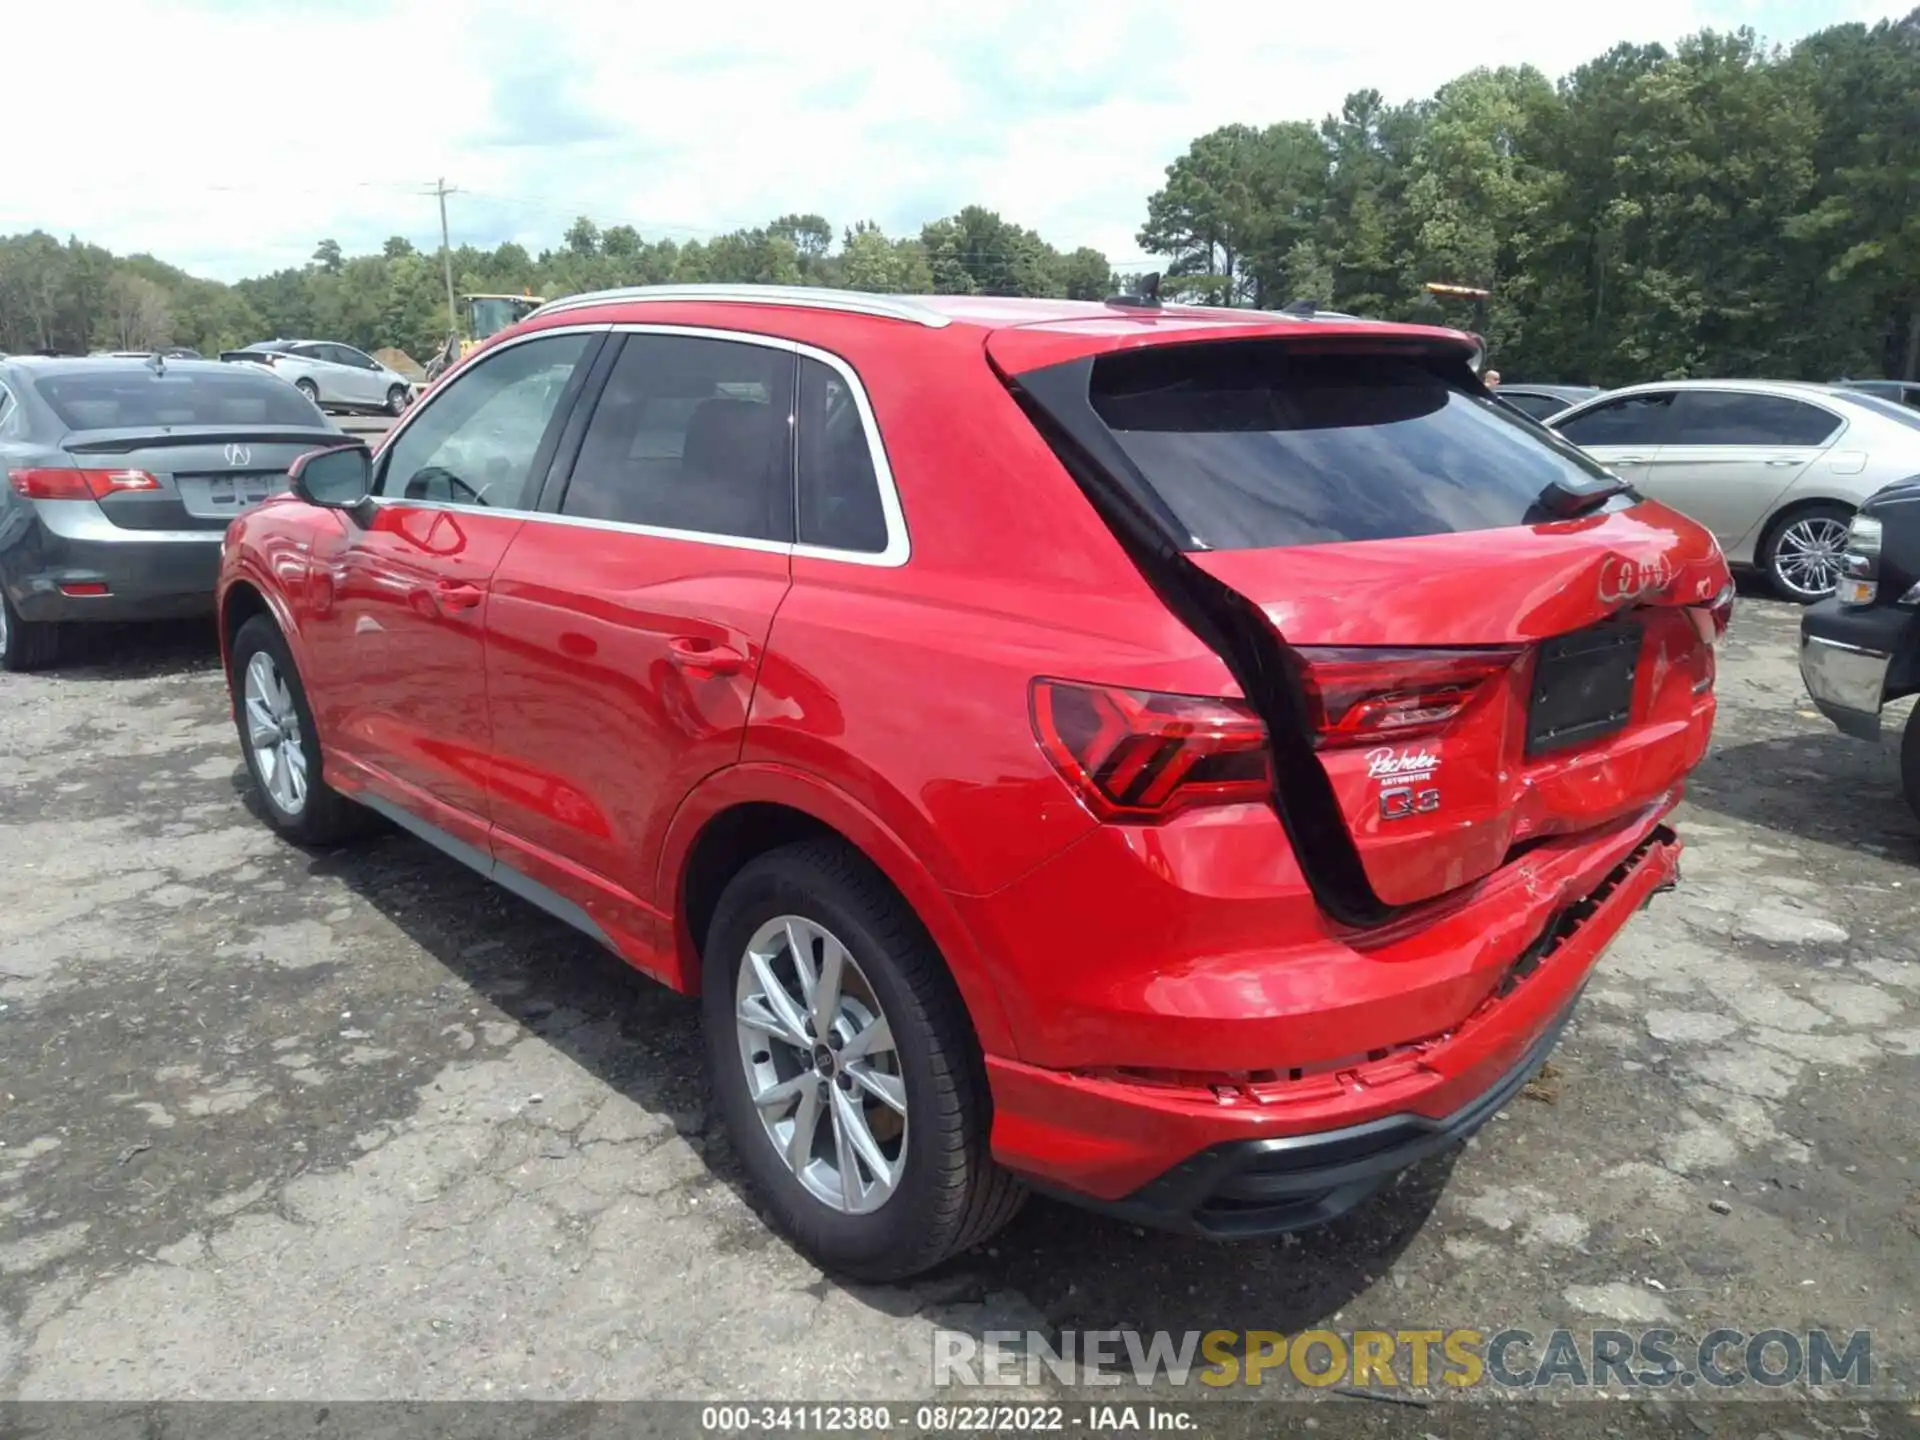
(428, 177, 460, 337)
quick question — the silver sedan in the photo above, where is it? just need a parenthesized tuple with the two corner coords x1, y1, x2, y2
(1545, 379, 1920, 601)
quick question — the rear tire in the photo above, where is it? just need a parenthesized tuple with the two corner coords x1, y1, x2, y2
(1760, 502, 1853, 603)
(701, 837, 1025, 1281)
(1902, 714, 1920, 824)
(386, 384, 409, 416)
(294, 378, 320, 406)
(0, 589, 61, 672)
(229, 614, 372, 845)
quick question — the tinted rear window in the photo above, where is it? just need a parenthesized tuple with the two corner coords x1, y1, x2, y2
(1089, 346, 1619, 550)
(34, 367, 324, 430)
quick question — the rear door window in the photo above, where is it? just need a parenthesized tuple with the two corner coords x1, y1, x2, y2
(1664, 390, 1841, 447)
(32, 368, 326, 430)
(559, 334, 796, 544)
(1087, 346, 1620, 551)
(1553, 392, 1676, 448)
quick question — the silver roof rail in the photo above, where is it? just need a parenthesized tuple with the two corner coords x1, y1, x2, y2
(524, 284, 953, 329)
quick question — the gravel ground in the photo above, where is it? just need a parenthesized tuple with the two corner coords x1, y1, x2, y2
(0, 591, 1915, 1435)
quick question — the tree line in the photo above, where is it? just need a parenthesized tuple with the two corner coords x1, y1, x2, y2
(1, 9, 1912, 385)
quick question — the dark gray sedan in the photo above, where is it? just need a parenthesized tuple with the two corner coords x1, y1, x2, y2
(0, 356, 341, 670)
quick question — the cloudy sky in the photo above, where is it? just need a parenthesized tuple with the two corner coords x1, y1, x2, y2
(5, 0, 1899, 281)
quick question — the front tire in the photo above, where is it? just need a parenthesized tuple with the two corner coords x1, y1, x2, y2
(386, 384, 409, 416)
(1761, 502, 1853, 603)
(229, 614, 371, 845)
(701, 837, 1025, 1281)
(0, 588, 61, 672)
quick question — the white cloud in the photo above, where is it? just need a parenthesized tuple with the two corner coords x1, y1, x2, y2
(2, 0, 1902, 279)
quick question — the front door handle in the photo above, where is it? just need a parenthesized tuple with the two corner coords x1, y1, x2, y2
(434, 580, 486, 612)
(668, 636, 747, 677)
(1612, 455, 1651, 465)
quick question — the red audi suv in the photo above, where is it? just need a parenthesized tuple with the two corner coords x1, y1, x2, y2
(217, 284, 1731, 1280)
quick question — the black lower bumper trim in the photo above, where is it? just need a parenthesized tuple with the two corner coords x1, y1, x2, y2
(1038, 994, 1582, 1240)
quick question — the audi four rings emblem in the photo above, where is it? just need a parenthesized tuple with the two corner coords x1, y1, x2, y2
(225, 443, 252, 467)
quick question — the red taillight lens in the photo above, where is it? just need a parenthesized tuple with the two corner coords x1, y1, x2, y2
(7, 468, 160, 500)
(1297, 646, 1523, 748)
(1030, 678, 1271, 822)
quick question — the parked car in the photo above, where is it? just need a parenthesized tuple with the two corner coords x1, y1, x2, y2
(221, 340, 415, 416)
(1495, 383, 1602, 422)
(1800, 481, 1920, 819)
(217, 283, 1730, 1280)
(1546, 379, 1920, 601)
(1834, 378, 1920, 410)
(0, 355, 339, 670)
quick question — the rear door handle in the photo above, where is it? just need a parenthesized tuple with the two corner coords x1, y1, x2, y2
(434, 580, 486, 611)
(1766, 457, 1802, 467)
(1612, 455, 1651, 465)
(668, 636, 747, 676)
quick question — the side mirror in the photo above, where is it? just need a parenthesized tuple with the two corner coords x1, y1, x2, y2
(289, 443, 373, 516)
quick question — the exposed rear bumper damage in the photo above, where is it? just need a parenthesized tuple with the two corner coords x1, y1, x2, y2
(987, 822, 1682, 1228)
(1058, 994, 1579, 1239)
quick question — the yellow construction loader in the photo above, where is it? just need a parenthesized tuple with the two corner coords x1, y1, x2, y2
(423, 293, 546, 381)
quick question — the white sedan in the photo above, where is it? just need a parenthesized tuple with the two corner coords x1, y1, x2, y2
(220, 340, 416, 417)
(1545, 379, 1920, 601)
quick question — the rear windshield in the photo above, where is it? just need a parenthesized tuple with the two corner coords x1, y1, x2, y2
(1089, 346, 1621, 550)
(34, 367, 324, 430)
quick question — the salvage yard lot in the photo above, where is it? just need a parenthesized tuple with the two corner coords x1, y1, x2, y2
(0, 592, 1915, 1419)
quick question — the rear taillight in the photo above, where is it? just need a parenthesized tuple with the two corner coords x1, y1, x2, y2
(7, 468, 161, 501)
(1296, 647, 1523, 748)
(1030, 678, 1271, 822)
(1686, 583, 1736, 644)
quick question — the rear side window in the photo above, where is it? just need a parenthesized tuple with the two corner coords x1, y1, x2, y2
(797, 356, 887, 553)
(1665, 391, 1841, 447)
(1088, 346, 1619, 551)
(1554, 392, 1676, 447)
(562, 334, 796, 543)
(33, 367, 325, 430)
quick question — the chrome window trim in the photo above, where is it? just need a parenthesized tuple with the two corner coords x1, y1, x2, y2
(367, 320, 910, 568)
(526, 284, 951, 330)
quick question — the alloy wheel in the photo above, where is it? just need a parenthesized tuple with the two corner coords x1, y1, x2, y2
(1773, 516, 1850, 599)
(734, 914, 907, 1214)
(243, 650, 309, 817)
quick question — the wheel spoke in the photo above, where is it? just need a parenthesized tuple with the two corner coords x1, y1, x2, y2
(748, 946, 811, 1044)
(839, 1014, 893, 1064)
(832, 1085, 895, 1195)
(811, 933, 846, 1037)
(284, 744, 308, 806)
(785, 919, 818, 1007)
(786, 1083, 823, 1172)
(244, 693, 279, 750)
(751, 1072, 812, 1113)
(737, 992, 806, 1050)
(269, 753, 296, 811)
(846, 1063, 907, 1114)
(830, 1093, 859, 1208)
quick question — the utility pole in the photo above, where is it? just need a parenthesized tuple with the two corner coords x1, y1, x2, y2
(432, 177, 459, 338)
